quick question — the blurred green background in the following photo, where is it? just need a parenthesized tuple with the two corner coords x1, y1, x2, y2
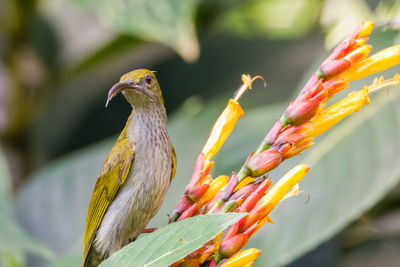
(1, 0, 400, 266)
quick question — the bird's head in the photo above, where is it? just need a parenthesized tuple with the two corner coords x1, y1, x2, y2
(106, 69, 164, 108)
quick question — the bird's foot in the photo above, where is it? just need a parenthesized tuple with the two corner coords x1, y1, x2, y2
(141, 227, 158, 234)
(127, 228, 159, 244)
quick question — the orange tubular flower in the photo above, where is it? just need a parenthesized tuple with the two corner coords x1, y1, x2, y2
(199, 175, 230, 206)
(240, 164, 310, 231)
(342, 45, 372, 65)
(219, 249, 261, 267)
(202, 99, 244, 161)
(340, 45, 400, 82)
(306, 87, 370, 138)
(256, 164, 310, 209)
(354, 21, 374, 38)
(234, 176, 255, 191)
(202, 75, 265, 162)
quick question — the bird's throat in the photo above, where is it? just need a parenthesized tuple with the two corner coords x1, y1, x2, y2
(126, 105, 168, 145)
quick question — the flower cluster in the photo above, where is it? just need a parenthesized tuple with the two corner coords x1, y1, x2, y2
(170, 21, 400, 267)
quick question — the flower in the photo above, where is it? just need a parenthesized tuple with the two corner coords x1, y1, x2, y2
(219, 248, 261, 267)
(340, 45, 400, 82)
(202, 99, 244, 161)
(170, 20, 400, 266)
(306, 87, 370, 137)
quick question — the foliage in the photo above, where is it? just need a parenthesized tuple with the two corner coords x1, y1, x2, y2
(0, 0, 400, 266)
(0, 147, 54, 266)
(16, 63, 400, 267)
(100, 214, 245, 267)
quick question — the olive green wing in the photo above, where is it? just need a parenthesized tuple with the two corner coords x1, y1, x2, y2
(82, 126, 134, 266)
(170, 145, 177, 182)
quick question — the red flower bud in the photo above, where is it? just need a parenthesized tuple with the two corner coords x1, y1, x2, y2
(282, 97, 320, 126)
(171, 195, 193, 222)
(186, 153, 206, 192)
(220, 234, 249, 258)
(246, 151, 282, 177)
(301, 81, 324, 100)
(224, 221, 241, 240)
(274, 125, 305, 145)
(263, 119, 282, 146)
(283, 137, 314, 159)
(228, 182, 258, 202)
(278, 143, 293, 155)
(219, 174, 238, 201)
(326, 39, 355, 62)
(177, 203, 200, 221)
(242, 221, 259, 237)
(300, 73, 319, 95)
(240, 178, 272, 212)
(208, 258, 216, 267)
(187, 184, 210, 202)
(320, 59, 351, 79)
(237, 153, 255, 181)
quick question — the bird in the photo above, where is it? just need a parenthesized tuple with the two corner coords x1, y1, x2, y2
(82, 69, 176, 267)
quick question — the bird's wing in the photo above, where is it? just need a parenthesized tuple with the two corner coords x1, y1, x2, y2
(170, 145, 177, 182)
(82, 115, 135, 266)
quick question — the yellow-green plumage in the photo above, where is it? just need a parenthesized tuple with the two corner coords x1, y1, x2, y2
(82, 69, 176, 267)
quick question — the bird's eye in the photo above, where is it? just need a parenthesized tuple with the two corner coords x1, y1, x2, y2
(145, 74, 152, 85)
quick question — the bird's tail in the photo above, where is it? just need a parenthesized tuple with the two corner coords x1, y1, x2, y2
(82, 246, 105, 267)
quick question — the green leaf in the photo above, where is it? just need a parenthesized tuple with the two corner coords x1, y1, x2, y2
(0, 213, 54, 261)
(100, 213, 244, 267)
(0, 142, 11, 210)
(63, 35, 141, 82)
(44, 252, 82, 267)
(218, 0, 321, 39)
(1, 250, 25, 267)
(16, 141, 111, 254)
(65, 0, 200, 62)
(0, 146, 54, 262)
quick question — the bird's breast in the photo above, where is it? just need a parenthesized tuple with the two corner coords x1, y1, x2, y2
(94, 107, 172, 256)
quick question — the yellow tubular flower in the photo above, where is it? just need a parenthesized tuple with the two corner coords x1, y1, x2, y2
(234, 176, 255, 192)
(255, 164, 310, 214)
(341, 45, 400, 82)
(219, 248, 262, 267)
(308, 87, 370, 137)
(247, 216, 274, 238)
(342, 45, 372, 64)
(202, 74, 265, 161)
(356, 21, 374, 38)
(202, 99, 244, 161)
(201, 175, 213, 185)
(198, 175, 229, 205)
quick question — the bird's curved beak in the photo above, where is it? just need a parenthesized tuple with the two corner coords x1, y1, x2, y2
(105, 80, 142, 107)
